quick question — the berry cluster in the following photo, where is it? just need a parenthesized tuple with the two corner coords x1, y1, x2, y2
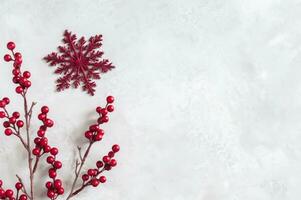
(0, 180, 27, 200)
(4, 42, 31, 95)
(0, 41, 121, 200)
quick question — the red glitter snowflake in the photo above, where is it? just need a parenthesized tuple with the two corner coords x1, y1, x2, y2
(44, 30, 114, 96)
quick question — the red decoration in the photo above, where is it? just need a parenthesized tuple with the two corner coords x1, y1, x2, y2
(44, 30, 115, 96)
(1, 42, 120, 200)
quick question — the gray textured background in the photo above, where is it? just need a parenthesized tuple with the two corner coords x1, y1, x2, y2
(0, 0, 301, 199)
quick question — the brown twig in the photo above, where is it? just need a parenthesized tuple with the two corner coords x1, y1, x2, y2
(16, 175, 31, 199)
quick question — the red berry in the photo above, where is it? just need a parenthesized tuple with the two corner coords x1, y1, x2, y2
(110, 159, 117, 167)
(49, 169, 57, 178)
(9, 117, 16, 124)
(85, 131, 93, 139)
(0, 189, 4, 198)
(24, 80, 31, 88)
(5, 189, 13, 197)
(57, 187, 64, 195)
(3, 121, 10, 128)
(15, 56, 22, 64)
(50, 147, 58, 156)
(54, 161, 62, 169)
(106, 96, 114, 103)
(15, 182, 22, 190)
(104, 164, 112, 171)
(16, 120, 24, 127)
(19, 194, 27, 200)
(44, 119, 54, 127)
(112, 144, 120, 153)
(37, 129, 45, 137)
(32, 148, 40, 156)
(39, 137, 48, 147)
(88, 169, 96, 176)
(107, 105, 114, 112)
(0, 180, 2, 187)
(108, 151, 115, 158)
(14, 52, 22, 59)
(100, 108, 108, 115)
(89, 124, 99, 131)
(44, 145, 51, 153)
(34, 137, 41, 145)
(102, 156, 110, 163)
(4, 54, 12, 62)
(96, 161, 104, 168)
(15, 86, 23, 94)
(47, 190, 55, 198)
(12, 112, 20, 118)
(45, 181, 52, 189)
(41, 106, 49, 114)
(12, 69, 20, 76)
(38, 113, 46, 120)
(23, 71, 31, 78)
(94, 132, 103, 141)
(99, 176, 106, 183)
(47, 156, 55, 164)
(96, 106, 102, 113)
(91, 179, 99, 187)
(4, 128, 13, 136)
(54, 179, 62, 189)
(0, 111, 6, 118)
(2, 97, 10, 104)
(0, 101, 6, 108)
(82, 174, 89, 181)
(7, 42, 15, 50)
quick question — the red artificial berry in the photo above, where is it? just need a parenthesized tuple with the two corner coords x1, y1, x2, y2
(0, 101, 6, 108)
(15, 56, 22, 64)
(49, 169, 57, 178)
(94, 132, 103, 141)
(4, 128, 13, 136)
(40, 125, 47, 131)
(108, 151, 115, 158)
(96, 106, 102, 113)
(16, 120, 24, 128)
(44, 145, 51, 153)
(12, 69, 20, 76)
(89, 124, 99, 131)
(102, 156, 110, 163)
(57, 187, 64, 195)
(54, 161, 62, 169)
(50, 147, 58, 156)
(23, 71, 31, 78)
(4, 54, 12, 62)
(106, 96, 114, 103)
(37, 129, 45, 137)
(34, 137, 41, 145)
(112, 144, 120, 153)
(0, 111, 6, 118)
(100, 108, 108, 115)
(13, 77, 20, 84)
(15, 182, 22, 190)
(85, 131, 93, 139)
(82, 174, 89, 181)
(47, 190, 55, 198)
(46, 156, 55, 164)
(54, 179, 62, 189)
(91, 179, 100, 187)
(40, 137, 48, 147)
(3, 121, 10, 128)
(96, 161, 104, 168)
(14, 52, 22, 59)
(15, 86, 23, 94)
(38, 113, 46, 120)
(12, 112, 20, 118)
(19, 194, 27, 200)
(45, 181, 52, 189)
(107, 105, 114, 112)
(0, 179, 2, 187)
(24, 80, 31, 88)
(41, 106, 49, 114)
(5, 189, 13, 197)
(110, 159, 117, 167)
(44, 119, 54, 127)
(32, 148, 40, 156)
(9, 117, 16, 124)
(87, 169, 96, 176)
(3, 97, 10, 104)
(99, 176, 106, 183)
(0, 189, 4, 198)
(98, 116, 109, 124)
(7, 42, 15, 50)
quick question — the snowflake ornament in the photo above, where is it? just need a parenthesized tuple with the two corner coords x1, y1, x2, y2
(44, 30, 114, 96)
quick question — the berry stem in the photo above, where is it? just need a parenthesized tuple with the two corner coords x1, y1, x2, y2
(16, 175, 30, 198)
(66, 142, 94, 200)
